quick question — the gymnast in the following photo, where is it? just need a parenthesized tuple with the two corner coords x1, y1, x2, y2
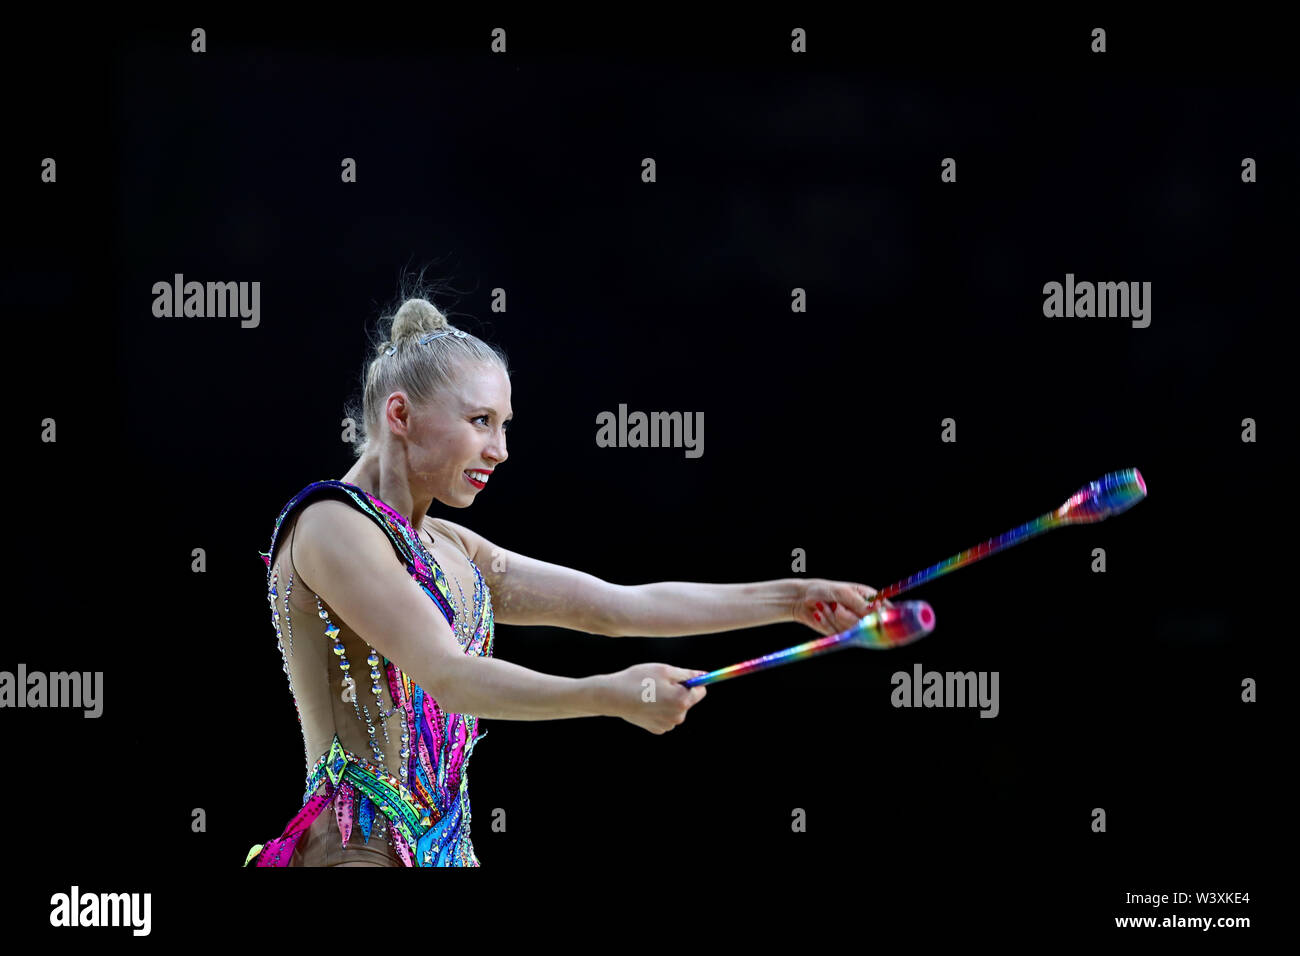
(244, 289, 884, 867)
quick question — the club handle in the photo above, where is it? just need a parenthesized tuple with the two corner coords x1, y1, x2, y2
(682, 602, 935, 688)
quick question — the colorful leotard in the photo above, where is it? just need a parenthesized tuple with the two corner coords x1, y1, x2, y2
(243, 480, 494, 867)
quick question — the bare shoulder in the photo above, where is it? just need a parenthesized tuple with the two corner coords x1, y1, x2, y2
(295, 496, 357, 533)
(270, 498, 374, 611)
(269, 497, 345, 563)
(295, 497, 399, 554)
(424, 516, 479, 564)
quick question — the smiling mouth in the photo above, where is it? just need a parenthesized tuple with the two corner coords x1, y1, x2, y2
(464, 470, 489, 489)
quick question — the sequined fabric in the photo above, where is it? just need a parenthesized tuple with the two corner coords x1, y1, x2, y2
(244, 481, 494, 867)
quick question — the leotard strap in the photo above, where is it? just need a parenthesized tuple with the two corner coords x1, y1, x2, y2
(258, 480, 456, 629)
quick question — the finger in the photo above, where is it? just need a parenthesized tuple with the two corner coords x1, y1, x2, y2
(835, 583, 867, 618)
(847, 585, 878, 617)
(824, 595, 854, 630)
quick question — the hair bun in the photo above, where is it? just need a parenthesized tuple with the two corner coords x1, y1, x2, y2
(389, 297, 449, 346)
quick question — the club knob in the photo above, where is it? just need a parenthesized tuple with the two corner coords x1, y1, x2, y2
(1058, 468, 1147, 524)
(858, 600, 935, 649)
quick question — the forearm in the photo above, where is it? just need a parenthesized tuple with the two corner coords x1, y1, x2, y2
(436, 653, 611, 721)
(606, 579, 800, 637)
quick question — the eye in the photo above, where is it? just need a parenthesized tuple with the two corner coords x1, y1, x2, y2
(473, 414, 511, 432)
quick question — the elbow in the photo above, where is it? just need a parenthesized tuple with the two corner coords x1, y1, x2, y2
(591, 610, 621, 638)
(425, 652, 467, 714)
(595, 584, 629, 638)
(430, 686, 462, 715)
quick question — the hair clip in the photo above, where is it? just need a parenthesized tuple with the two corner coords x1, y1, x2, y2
(419, 328, 467, 345)
(384, 328, 466, 356)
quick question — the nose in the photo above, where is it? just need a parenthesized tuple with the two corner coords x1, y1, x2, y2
(485, 431, 507, 466)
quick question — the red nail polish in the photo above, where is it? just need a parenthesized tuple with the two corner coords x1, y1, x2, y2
(816, 602, 824, 611)
(829, 602, 838, 612)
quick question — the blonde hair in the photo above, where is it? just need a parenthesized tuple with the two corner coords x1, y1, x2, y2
(345, 280, 509, 460)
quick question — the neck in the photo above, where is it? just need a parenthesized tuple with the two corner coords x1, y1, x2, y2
(340, 454, 432, 531)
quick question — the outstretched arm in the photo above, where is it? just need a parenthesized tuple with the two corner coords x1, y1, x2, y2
(429, 517, 626, 634)
(596, 578, 886, 637)
(431, 518, 883, 638)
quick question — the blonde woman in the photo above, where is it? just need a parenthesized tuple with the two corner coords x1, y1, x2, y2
(244, 292, 883, 867)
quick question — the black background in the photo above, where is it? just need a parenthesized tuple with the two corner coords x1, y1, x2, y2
(5, 10, 1286, 942)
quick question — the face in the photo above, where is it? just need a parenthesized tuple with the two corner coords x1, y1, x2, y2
(406, 362, 512, 507)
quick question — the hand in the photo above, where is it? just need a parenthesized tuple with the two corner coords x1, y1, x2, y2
(605, 663, 708, 735)
(790, 578, 893, 635)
